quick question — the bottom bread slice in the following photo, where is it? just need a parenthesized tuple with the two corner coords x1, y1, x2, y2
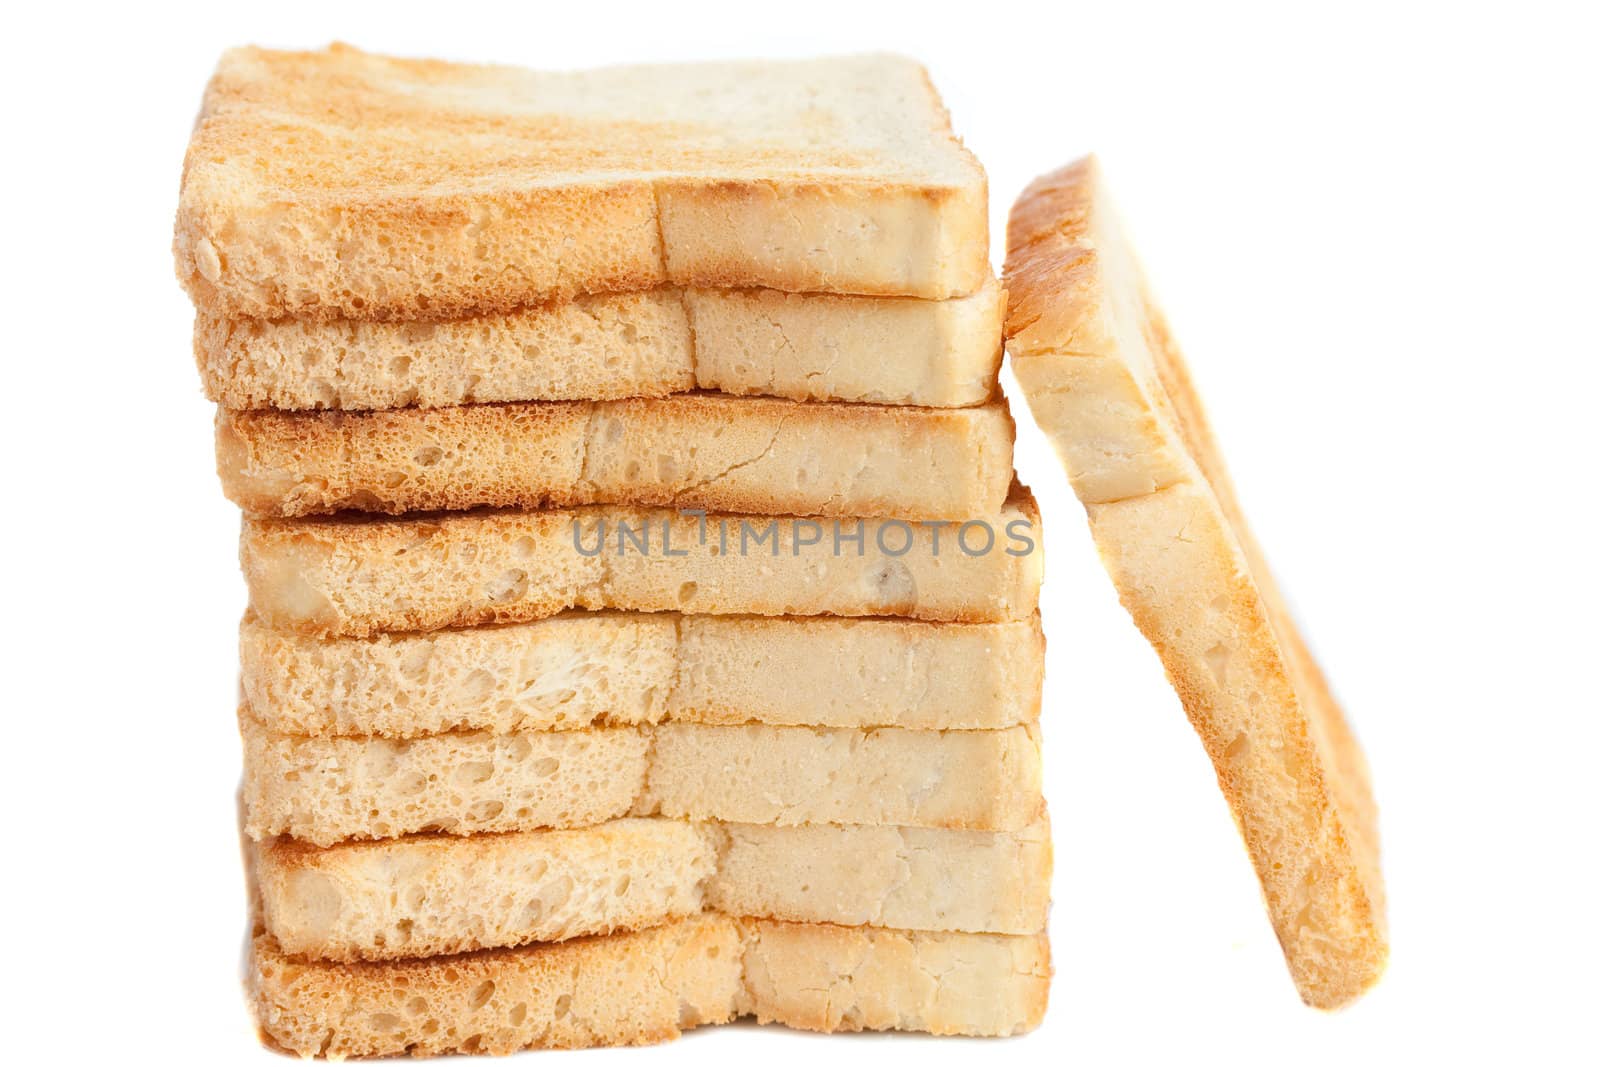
(255, 817, 1052, 961)
(251, 914, 743, 1057)
(251, 916, 1050, 1056)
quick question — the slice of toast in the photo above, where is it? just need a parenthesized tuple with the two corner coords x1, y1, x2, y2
(242, 715, 1044, 844)
(177, 46, 988, 320)
(197, 280, 1004, 411)
(240, 485, 1044, 637)
(255, 818, 715, 961)
(1003, 156, 1385, 1008)
(250, 916, 1048, 1055)
(252, 817, 1050, 961)
(240, 612, 1044, 737)
(216, 395, 1015, 520)
(250, 914, 743, 1056)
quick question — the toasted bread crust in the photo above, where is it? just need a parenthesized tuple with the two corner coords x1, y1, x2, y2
(1003, 156, 1385, 1008)
(216, 395, 1015, 520)
(176, 46, 989, 319)
(195, 280, 1004, 411)
(239, 486, 1044, 637)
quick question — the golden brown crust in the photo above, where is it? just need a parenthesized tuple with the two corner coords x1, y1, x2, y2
(238, 486, 1044, 637)
(176, 46, 989, 319)
(215, 395, 1016, 520)
(1003, 156, 1386, 1008)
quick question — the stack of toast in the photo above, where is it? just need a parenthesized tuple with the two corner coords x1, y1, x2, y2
(177, 46, 1052, 1055)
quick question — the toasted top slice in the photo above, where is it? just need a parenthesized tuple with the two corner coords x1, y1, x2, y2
(175, 45, 988, 319)
(1003, 156, 1386, 1008)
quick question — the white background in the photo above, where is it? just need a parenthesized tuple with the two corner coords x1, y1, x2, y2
(4, 1, 1595, 1062)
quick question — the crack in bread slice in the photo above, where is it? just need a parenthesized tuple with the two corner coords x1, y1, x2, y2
(240, 485, 1043, 637)
(241, 612, 1043, 737)
(250, 916, 1049, 1055)
(241, 716, 1044, 845)
(252, 817, 1050, 962)
(176, 46, 988, 320)
(216, 394, 1014, 521)
(1003, 155, 1385, 1008)
(196, 279, 1004, 411)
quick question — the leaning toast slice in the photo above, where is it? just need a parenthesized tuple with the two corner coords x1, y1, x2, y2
(1003, 156, 1385, 1008)
(177, 46, 988, 319)
(216, 394, 1015, 520)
